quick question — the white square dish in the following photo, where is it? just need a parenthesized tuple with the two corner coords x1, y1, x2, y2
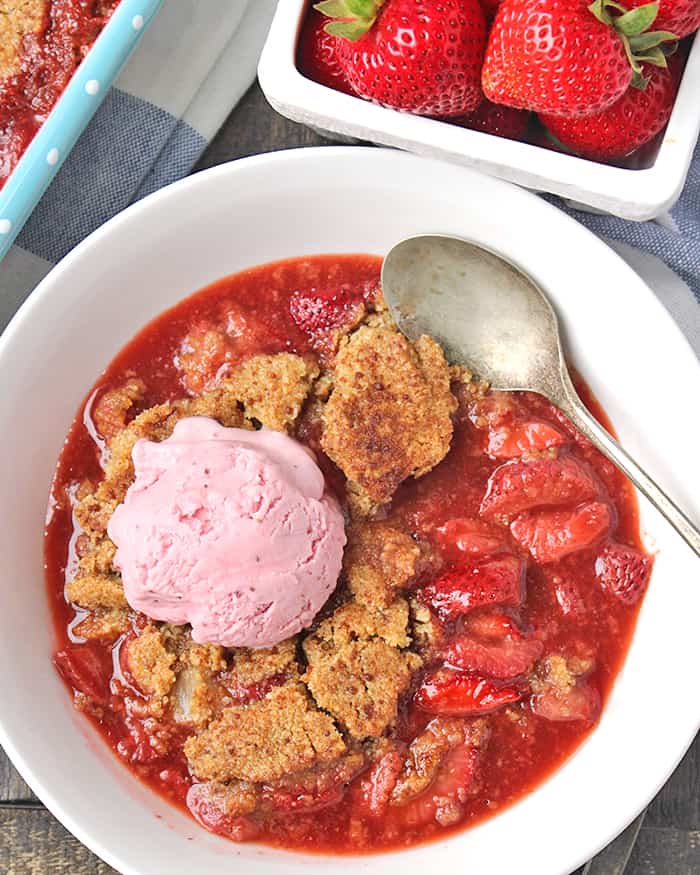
(258, 0, 700, 221)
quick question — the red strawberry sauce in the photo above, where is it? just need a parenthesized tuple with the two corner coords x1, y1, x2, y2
(46, 255, 650, 853)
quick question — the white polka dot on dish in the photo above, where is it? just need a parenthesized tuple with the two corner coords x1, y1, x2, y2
(85, 79, 100, 96)
(46, 148, 60, 166)
(132, 14, 144, 30)
(0, 219, 12, 235)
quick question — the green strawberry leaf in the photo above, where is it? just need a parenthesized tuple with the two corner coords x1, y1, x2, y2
(345, 0, 378, 15)
(630, 69, 650, 89)
(324, 19, 374, 40)
(628, 30, 678, 52)
(315, 0, 353, 17)
(616, 3, 659, 36)
(635, 45, 668, 66)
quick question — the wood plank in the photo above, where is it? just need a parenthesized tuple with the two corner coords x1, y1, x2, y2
(0, 808, 118, 874)
(627, 827, 700, 874)
(645, 735, 700, 831)
(0, 748, 39, 805)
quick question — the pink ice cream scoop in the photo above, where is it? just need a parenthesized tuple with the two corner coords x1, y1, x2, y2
(108, 417, 346, 648)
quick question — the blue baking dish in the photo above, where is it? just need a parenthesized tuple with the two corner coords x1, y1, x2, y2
(0, 0, 163, 262)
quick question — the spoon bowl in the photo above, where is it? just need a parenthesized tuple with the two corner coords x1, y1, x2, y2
(381, 233, 700, 556)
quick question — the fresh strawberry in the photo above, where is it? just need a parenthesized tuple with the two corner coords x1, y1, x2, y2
(316, 0, 487, 117)
(624, 0, 700, 37)
(418, 554, 524, 620)
(510, 501, 613, 563)
(443, 630, 544, 678)
(485, 420, 567, 459)
(435, 517, 506, 558)
(289, 283, 368, 338)
(482, 0, 678, 117)
(54, 644, 113, 706)
(297, 8, 355, 94)
(595, 541, 652, 605)
(415, 668, 523, 715)
(481, 0, 503, 21)
(453, 100, 530, 141)
(540, 58, 681, 160)
(479, 455, 600, 519)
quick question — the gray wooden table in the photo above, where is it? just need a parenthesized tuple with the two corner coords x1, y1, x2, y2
(1, 82, 697, 875)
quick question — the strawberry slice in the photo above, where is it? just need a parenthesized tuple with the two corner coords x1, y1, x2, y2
(442, 631, 544, 679)
(355, 747, 405, 818)
(289, 283, 372, 339)
(595, 542, 652, 606)
(435, 517, 505, 558)
(261, 754, 366, 815)
(54, 643, 113, 706)
(387, 742, 481, 829)
(510, 501, 613, 563)
(531, 681, 601, 724)
(486, 421, 566, 460)
(480, 455, 600, 519)
(418, 555, 524, 621)
(415, 668, 522, 716)
(187, 783, 260, 842)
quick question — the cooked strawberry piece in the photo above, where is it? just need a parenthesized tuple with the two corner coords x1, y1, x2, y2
(388, 743, 481, 829)
(552, 577, 586, 617)
(386, 719, 489, 828)
(532, 682, 600, 723)
(261, 754, 366, 815)
(443, 632, 544, 679)
(187, 783, 260, 841)
(415, 668, 523, 716)
(54, 643, 113, 706)
(465, 609, 522, 640)
(225, 672, 288, 706)
(289, 283, 370, 340)
(530, 654, 601, 725)
(511, 501, 613, 563)
(435, 517, 505, 558)
(595, 542, 652, 606)
(480, 455, 600, 519)
(261, 782, 345, 814)
(355, 747, 405, 818)
(486, 421, 566, 459)
(418, 555, 524, 620)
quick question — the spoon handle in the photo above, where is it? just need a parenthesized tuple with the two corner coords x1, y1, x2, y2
(551, 372, 700, 558)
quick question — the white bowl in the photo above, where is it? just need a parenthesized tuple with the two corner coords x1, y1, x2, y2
(258, 0, 700, 221)
(0, 147, 698, 875)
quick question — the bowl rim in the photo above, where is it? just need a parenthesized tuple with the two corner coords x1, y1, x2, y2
(0, 145, 698, 875)
(258, 0, 700, 221)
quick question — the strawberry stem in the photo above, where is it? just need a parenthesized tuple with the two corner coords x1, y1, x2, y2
(315, 0, 386, 42)
(588, 0, 679, 88)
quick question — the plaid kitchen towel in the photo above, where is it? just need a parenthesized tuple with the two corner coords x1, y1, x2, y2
(0, 0, 277, 328)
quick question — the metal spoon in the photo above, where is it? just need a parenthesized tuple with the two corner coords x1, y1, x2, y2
(381, 234, 700, 557)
